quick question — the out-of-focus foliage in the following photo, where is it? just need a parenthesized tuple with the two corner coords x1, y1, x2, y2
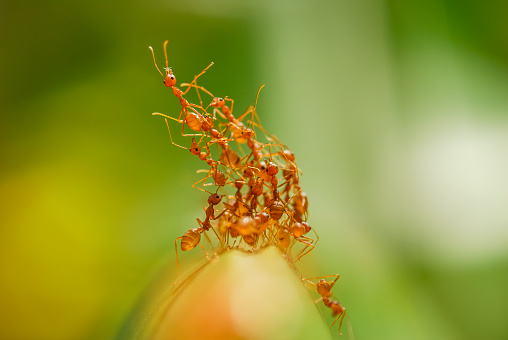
(1, 1, 507, 340)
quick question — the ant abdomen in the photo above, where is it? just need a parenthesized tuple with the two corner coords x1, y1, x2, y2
(185, 112, 202, 132)
(269, 200, 285, 220)
(181, 228, 201, 251)
(277, 228, 290, 248)
(290, 222, 306, 238)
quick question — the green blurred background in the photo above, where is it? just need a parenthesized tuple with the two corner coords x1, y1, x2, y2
(1, 0, 508, 339)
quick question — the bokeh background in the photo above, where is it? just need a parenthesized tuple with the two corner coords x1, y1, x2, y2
(1, 0, 508, 339)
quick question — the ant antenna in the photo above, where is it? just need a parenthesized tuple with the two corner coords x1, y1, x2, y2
(148, 45, 164, 78)
(250, 84, 265, 126)
(163, 40, 173, 76)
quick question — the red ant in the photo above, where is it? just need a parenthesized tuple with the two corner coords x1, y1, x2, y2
(182, 83, 264, 143)
(304, 275, 347, 336)
(173, 192, 225, 285)
(149, 41, 214, 142)
(288, 220, 318, 262)
(222, 180, 250, 218)
(248, 177, 264, 212)
(173, 227, 207, 286)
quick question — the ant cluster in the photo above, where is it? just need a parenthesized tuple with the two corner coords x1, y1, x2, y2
(149, 41, 346, 335)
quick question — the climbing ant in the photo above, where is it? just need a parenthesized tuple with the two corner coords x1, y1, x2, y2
(304, 275, 347, 336)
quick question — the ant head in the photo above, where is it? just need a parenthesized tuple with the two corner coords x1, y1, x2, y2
(208, 193, 224, 205)
(242, 128, 255, 139)
(256, 212, 269, 223)
(190, 145, 200, 156)
(211, 97, 225, 108)
(301, 222, 311, 234)
(266, 161, 279, 176)
(243, 166, 255, 178)
(149, 41, 177, 87)
(164, 73, 176, 87)
(189, 138, 201, 155)
(282, 149, 295, 162)
(250, 180, 264, 196)
(316, 280, 330, 296)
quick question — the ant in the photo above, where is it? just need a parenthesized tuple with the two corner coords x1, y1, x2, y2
(248, 177, 264, 212)
(222, 180, 250, 218)
(288, 220, 318, 262)
(173, 227, 207, 286)
(304, 275, 347, 336)
(264, 176, 302, 221)
(183, 83, 264, 143)
(173, 192, 225, 285)
(193, 157, 241, 194)
(149, 41, 214, 143)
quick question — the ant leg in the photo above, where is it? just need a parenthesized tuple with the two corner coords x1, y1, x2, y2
(236, 105, 253, 124)
(300, 236, 316, 257)
(248, 109, 284, 146)
(330, 311, 346, 336)
(197, 242, 209, 259)
(197, 215, 222, 241)
(153, 112, 183, 123)
(293, 238, 314, 263)
(178, 106, 187, 122)
(209, 226, 222, 245)
(236, 85, 263, 127)
(303, 274, 341, 288)
(193, 80, 205, 109)
(213, 107, 227, 120)
(180, 83, 215, 99)
(200, 232, 214, 257)
(189, 102, 208, 114)
(164, 118, 190, 150)
(153, 113, 189, 149)
(225, 96, 234, 116)
(251, 84, 264, 125)
(310, 227, 319, 248)
(192, 171, 214, 193)
(179, 83, 216, 114)
(268, 223, 279, 246)
(157, 111, 204, 138)
(173, 236, 184, 286)
(181, 62, 214, 96)
(313, 296, 324, 304)
(211, 206, 230, 223)
(180, 108, 187, 136)
(284, 188, 303, 209)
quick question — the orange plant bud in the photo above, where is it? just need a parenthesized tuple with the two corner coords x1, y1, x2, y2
(133, 247, 332, 340)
